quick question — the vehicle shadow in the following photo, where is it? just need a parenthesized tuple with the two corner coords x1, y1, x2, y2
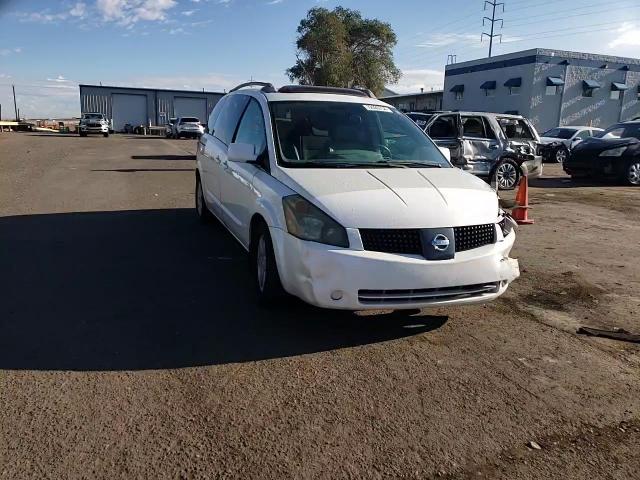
(530, 176, 618, 189)
(92, 168, 195, 173)
(131, 155, 196, 161)
(0, 209, 447, 371)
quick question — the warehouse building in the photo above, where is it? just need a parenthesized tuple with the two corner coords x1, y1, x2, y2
(442, 48, 640, 132)
(380, 89, 443, 112)
(79, 85, 225, 132)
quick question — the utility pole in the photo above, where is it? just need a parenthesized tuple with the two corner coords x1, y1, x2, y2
(482, 0, 504, 58)
(12, 84, 18, 121)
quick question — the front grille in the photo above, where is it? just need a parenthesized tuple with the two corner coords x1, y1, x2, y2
(360, 229, 422, 254)
(358, 282, 500, 305)
(453, 224, 496, 252)
(360, 224, 496, 255)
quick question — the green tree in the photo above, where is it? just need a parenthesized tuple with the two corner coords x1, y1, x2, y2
(287, 7, 401, 96)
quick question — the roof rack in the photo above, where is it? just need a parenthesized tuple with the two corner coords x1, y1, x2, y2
(229, 82, 276, 93)
(277, 85, 376, 98)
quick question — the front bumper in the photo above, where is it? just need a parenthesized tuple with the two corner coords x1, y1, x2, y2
(80, 124, 109, 133)
(270, 227, 519, 310)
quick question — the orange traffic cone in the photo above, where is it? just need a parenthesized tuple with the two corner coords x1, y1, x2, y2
(511, 175, 534, 225)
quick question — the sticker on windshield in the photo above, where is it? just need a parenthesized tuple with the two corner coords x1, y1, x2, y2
(363, 104, 392, 113)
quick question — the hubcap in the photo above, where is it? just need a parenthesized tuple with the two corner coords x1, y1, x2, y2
(556, 149, 567, 163)
(196, 181, 203, 215)
(629, 162, 640, 185)
(496, 163, 518, 189)
(257, 236, 267, 292)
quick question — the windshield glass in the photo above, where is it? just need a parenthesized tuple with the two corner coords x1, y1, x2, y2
(597, 124, 640, 140)
(180, 117, 199, 123)
(542, 128, 576, 139)
(84, 113, 104, 120)
(270, 101, 449, 168)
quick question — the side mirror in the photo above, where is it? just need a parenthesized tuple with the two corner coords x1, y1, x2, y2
(228, 142, 258, 163)
(438, 146, 451, 161)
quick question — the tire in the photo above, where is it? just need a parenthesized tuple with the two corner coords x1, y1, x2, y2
(79, 131, 86, 137)
(624, 159, 640, 186)
(251, 223, 285, 305)
(195, 175, 213, 222)
(555, 146, 569, 163)
(103, 132, 109, 138)
(493, 158, 521, 190)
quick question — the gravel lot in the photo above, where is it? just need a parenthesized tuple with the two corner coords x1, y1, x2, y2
(1, 132, 639, 479)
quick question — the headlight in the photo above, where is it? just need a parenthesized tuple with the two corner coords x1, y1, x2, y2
(282, 195, 349, 247)
(599, 146, 627, 157)
(497, 209, 516, 237)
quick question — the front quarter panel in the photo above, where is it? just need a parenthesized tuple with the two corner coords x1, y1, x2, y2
(251, 170, 296, 230)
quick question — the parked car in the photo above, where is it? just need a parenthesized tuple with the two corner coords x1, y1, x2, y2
(195, 82, 520, 310)
(78, 112, 109, 137)
(538, 126, 603, 163)
(172, 117, 204, 139)
(423, 111, 542, 190)
(563, 121, 640, 185)
(165, 117, 177, 138)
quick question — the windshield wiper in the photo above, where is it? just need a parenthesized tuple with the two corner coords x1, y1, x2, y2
(374, 160, 442, 168)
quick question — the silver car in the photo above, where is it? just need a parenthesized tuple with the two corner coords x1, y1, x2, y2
(423, 111, 543, 190)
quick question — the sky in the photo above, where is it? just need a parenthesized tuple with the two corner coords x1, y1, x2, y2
(0, 0, 638, 118)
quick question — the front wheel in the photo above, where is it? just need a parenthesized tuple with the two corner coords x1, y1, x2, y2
(555, 146, 568, 163)
(624, 159, 640, 186)
(251, 225, 285, 305)
(103, 132, 109, 138)
(493, 159, 521, 190)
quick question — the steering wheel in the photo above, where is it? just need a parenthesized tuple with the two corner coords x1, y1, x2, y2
(379, 144, 393, 159)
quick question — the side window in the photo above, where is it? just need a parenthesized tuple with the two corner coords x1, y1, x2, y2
(461, 116, 486, 138)
(429, 115, 459, 138)
(575, 130, 590, 140)
(213, 94, 250, 145)
(233, 99, 267, 154)
(208, 97, 226, 134)
(482, 117, 497, 140)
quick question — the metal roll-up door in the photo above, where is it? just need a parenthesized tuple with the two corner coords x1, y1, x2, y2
(173, 97, 207, 123)
(112, 94, 148, 132)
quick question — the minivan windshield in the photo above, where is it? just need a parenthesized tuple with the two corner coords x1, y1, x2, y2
(270, 101, 450, 168)
(542, 128, 576, 139)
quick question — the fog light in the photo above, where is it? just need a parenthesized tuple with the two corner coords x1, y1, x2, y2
(330, 290, 343, 301)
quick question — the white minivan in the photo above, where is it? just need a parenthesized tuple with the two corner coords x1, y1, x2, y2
(195, 83, 520, 310)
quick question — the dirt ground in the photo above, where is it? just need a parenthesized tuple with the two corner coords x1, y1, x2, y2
(0, 132, 639, 479)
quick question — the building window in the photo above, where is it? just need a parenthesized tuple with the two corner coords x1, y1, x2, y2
(455, 91, 463, 101)
(484, 88, 495, 97)
(583, 88, 594, 98)
(546, 85, 560, 96)
(610, 90, 620, 100)
(508, 86, 521, 95)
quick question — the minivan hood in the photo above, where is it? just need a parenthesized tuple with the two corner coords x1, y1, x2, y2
(277, 167, 499, 229)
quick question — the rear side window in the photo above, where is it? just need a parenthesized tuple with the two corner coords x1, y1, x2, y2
(233, 99, 267, 154)
(461, 116, 487, 138)
(213, 95, 250, 145)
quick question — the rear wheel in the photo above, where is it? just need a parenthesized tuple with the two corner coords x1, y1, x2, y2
(251, 223, 285, 305)
(624, 159, 640, 186)
(494, 158, 521, 190)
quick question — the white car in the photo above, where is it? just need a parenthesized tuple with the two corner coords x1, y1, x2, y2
(539, 126, 603, 163)
(78, 112, 109, 137)
(195, 82, 520, 310)
(173, 116, 205, 139)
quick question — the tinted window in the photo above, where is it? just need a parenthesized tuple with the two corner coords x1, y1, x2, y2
(180, 117, 199, 123)
(213, 95, 250, 145)
(600, 124, 640, 140)
(270, 101, 448, 168)
(429, 115, 458, 138)
(233, 99, 266, 154)
(575, 130, 591, 140)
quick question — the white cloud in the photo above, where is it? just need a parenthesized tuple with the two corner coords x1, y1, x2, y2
(388, 68, 444, 94)
(267, 0, 283, 4)
(96, 0, 177, 24)
(18, 11, 68, 23)
(182, 9, 197, 16)
(609, 23, 640, 48)
(0, 73, 11, 79)
(47, 75, 70, 83)
(69, 2, 87, 17)
(0, 47, 22, 56)
(168, 27, 184, 34)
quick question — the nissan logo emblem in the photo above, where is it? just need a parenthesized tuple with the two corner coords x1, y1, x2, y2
(431, 234, 450, 251)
